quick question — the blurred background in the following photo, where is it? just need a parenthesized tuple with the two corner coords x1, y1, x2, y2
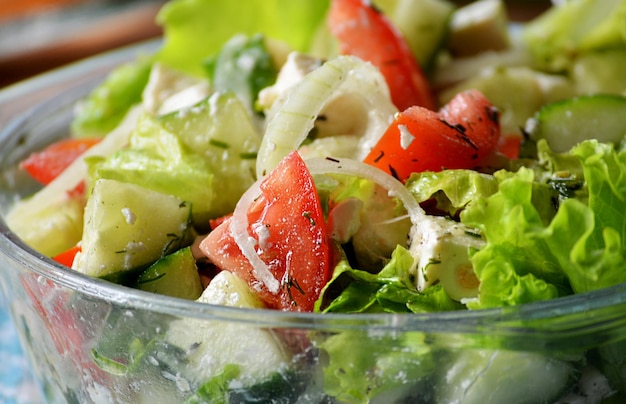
(0, 0, 553, 89)
(0, 0, 165, 88)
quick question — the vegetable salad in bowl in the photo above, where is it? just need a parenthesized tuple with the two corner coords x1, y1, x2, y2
(1, 0, 626, 402)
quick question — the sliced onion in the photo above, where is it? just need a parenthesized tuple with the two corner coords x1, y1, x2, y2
(305, 157, 426, 223)
(232, 155, 428, 294)
(256, 55, 396, 178)
(305, 157, 429, 289)
(229, 179, 280, 294)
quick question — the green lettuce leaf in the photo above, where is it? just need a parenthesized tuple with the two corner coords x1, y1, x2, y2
(71, 57, 153, 138)
(316, 246, 462, 313)
(204, 33, 278, 112)
(466, 246, 561, 309)
(547, 140, 626, 293)
(406, 169, 499, 217)
(157, 92, 260, 217)
(156, 0, 331, 76)
(522, 0, 626, 72)
(534, 139, 587, 204)
(462, 140, 626, 308)
(318, 329, 434, 403)
(461, 167, 570, 309)
(87, 113, 214, 227)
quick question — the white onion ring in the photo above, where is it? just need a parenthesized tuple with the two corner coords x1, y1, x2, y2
(231, 155, 428, 294)
(305, 157, 427, 225)
(229, 179, 280, 294)
(305, 157, 428, 289)
(256, 55, 396, 178)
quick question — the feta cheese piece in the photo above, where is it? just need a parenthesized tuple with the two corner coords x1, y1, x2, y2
(411, 215, 484, 301)
(142, 63, 210, 115)
(257, 51, 321, 110)
(447, 0, 511, 57)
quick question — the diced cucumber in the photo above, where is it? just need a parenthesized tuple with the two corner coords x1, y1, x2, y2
(9, 196, 84, 258)
(89, 113, 215, 229)
(437, 349, 580, 404)
(570, 49, 626, 96)
(190, 364, 309, 404)
(6, 106, 141, 257)
(158, 92, 260, 217)
(165, 271, 291, 386)
(75, 178, 192, 278)
(526, 94, 626, 153)
(446, 0, 510, 57)
(385, 0, 455, 69)
(136, 247, 203, 300)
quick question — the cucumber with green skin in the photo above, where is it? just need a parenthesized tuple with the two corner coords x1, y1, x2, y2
(75, 178, 193, 278)
(136, 246, 203, 300)
(385, 0, 455, 70)
(526, 94, 626, 153)
(165, 271, 292, 387)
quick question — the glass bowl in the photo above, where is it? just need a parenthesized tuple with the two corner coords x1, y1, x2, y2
(2, 40, 626, 404)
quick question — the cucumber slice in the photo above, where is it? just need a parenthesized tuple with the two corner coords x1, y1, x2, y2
(10, 196, 84, 258)
(75, 178, 192, 278)
(136, 247, 202, 300)
(437, 349, 580, 404)
(165, 271, 291, 386)
(526, 94, 626, 153)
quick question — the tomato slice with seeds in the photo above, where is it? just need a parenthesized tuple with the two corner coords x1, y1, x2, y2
(363, 89, 501, 181)
(200, 151, 332, 312)
(20, 137, 101, 185)
(328, 0, 436, 111)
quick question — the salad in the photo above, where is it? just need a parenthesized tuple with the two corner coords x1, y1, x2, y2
(5, 0, 626, 402)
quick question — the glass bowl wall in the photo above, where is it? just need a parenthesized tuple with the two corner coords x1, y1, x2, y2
(1, 40, 626, 403)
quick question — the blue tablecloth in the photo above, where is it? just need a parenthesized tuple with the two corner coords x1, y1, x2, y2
(0, 295, 42, 404)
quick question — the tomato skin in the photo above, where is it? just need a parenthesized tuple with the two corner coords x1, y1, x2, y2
(209, 213, 232, 231)
(363, 90, 501, 181)
(200, 151, 332, 312)
(20, 137, 101, 185)
(53, 244, 82, 267)
(497, 134, 522, 160)
(20, 274, 109, 386)
(328, 0, 436, 111)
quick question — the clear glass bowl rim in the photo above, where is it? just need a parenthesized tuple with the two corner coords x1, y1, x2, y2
(2, 38, 626, 334)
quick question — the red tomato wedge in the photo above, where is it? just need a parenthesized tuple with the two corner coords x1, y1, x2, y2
(363, 89, 501, 182)
(20, 274, 109, 386)
(200, 151, 332, 312)
(53, 244, 81, 267)
(497, 134, 522, 160)
(20, 137, 101, 185)
(328, 0, 437, 111)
